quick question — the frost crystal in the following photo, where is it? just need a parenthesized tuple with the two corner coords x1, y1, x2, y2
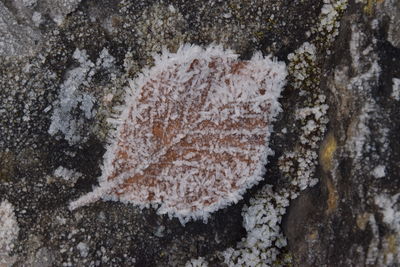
(0, 200, 19, 262)
(375, 193, 400, 233)
(54, 166, 83, 185)
(70, 44, 286, 224)
(48, 48, 116, 145)
(48, 49, 97, 144)
(222, 186, 290, 266)
(392, 78, 400, 101)
(185, 257, 208, 267)
(371, 165, 386, 179)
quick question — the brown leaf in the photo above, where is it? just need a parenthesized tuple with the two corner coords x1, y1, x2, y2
(70, 44, 287, 224)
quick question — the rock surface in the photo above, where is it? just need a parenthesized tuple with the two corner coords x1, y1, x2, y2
(0, 0, 399, 266)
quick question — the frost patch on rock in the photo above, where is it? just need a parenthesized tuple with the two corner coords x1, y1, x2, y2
(185, 257, 208, 267)
(48, 48, 96, 144)
(391, 78, 400, 101)
(348, 24, 381, 94)
(373, 193, 400, 265)
(346, 99, 390, 170)
(32, 11, 42, 27)
(365, 213, 380, 265)
(311, 0, 348, 47)
(280, 41, 328, 191)
(371, 165, 386, 179)
(76, 242, 89, 258)
(54, 166, 82, 185)
(0, 200, 19, 264)
(48, 48, 116, 145)
(222, 186, 290, 266)
(382, 0, 400, 48)
(348, 101, 374, 161)
(375, 193, 400, 233)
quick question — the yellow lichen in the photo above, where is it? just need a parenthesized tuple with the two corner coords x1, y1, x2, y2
(362, 0, 384, 15)
(326, 178, 339, 214)
(319, 132, 337, 172)
(308, 230, 319, 241)
(356, 212, 371, 230)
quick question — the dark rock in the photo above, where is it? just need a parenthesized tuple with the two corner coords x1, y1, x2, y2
(1, 0, 399, 266)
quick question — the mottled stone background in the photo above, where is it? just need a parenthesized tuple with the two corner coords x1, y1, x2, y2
(0, 0, 399, 266)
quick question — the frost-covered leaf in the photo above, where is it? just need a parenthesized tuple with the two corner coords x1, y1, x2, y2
(70, 44, 286, 224)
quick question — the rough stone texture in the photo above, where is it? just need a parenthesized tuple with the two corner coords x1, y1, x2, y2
(0, 1, 40, 56)
(284, 1, 400, 266)
(0, 0, 399, 266)
(381, 0, 400, 48)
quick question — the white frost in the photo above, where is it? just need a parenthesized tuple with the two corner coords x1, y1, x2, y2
(70, 44, 287, 224)
(32, 12, 42, 27)
(48, 48, 116, 144)
(54, 166, 82, 183)
(76, 242, 89, 258)
(375, 193, 400, 233)
(0, 200, 19, 263)
(222, 186, 290, 266)
(392, 78, 400, 101)
(371, 165, 386, 178)
(185, 257, 208, 267)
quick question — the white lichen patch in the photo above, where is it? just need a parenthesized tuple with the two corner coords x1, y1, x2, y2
(312, 0, 348, 50)
(48, 48, 117, 144)
(185, 257, 208, 267)
(374, 193, 400, 265)
(0, 200, 19, 264)
(280, 41, 328, 192)
(348, 101, 374, 161)
(348, 23, 381, 94)
(32, 11, 42, 27)
(391, 78, 400, 101)
(287, 42, 317, 89)
(341, 21, 392, 172)
(76, 242, 89, 258)
(375, 194, 400, 234)
(365, 213, 380, 265)
(371, 165, 386, 179)
(54, 166, 83, 185)
(222, 186, 290, 267)
(345, 100, 390, 174)
(70, 44, 287, 224)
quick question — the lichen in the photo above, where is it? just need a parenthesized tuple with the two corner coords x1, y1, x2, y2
(48, 48, 121, 145)
(207, 1, 348, 265)
(279, 41, 328, 194)
(319, 133, 337, 173)
(222, 186, 291, 266)
(312, 0, 348, 51)
(0, 199, 19, 264)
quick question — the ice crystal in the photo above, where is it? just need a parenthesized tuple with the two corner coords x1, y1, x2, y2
(48, 48, 117, 145)
(185, 257, 208, 267)
(0, 199, 19, 262)
(392, 78, 400, 101)
(222, 186, 290, 266)
(70, 44, 286, 224)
